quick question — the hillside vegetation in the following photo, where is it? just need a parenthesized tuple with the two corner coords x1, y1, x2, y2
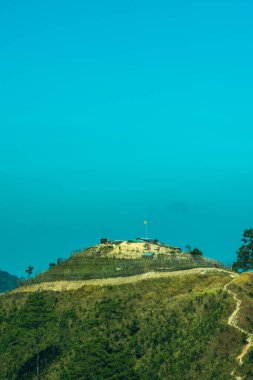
(30, 242, 223, 283)
(0, 269, 250, 379)
(228, 273, 253, 378)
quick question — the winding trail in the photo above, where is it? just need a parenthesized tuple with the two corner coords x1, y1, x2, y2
(9, 267, 253, 378)
(224, 277, 253, 379)
(11, 267, 230, 293)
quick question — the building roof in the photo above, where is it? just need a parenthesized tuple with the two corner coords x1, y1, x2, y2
(136, 238, 159, 243)
(143, 251, 155, 257)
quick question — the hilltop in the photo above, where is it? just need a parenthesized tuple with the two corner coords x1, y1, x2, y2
(1, 239, 253, 379)
(25, 238, 223, 285)
(75, 238, 183, 259)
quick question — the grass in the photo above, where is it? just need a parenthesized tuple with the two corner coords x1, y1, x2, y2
(229, 273, 253, 332)
(0, 270, 244, 380)
(28, 254, 225, 284)
(228, 272, 253, 378)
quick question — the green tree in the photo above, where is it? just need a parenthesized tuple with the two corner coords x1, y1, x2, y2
(25, 266, 34, 278)
(190, 248, 203, 257)
(233, 229, 253, 272)
(19, 292, 55, 379)
(64, 339, 138, 380)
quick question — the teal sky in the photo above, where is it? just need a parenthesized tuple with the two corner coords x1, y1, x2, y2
(1, 0, 253, 276)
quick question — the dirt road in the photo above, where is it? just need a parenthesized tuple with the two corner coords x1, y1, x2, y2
(13, 267, 229, 293)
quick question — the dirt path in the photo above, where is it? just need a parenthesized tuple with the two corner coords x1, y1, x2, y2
(224, 278, 253, 379)
(13, 267, 252, 379)
(12, 267, 230, 293)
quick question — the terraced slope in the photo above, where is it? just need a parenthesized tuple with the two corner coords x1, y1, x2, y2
(30, 242, 223, 283)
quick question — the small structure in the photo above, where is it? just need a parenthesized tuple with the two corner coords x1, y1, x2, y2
(143, 251, 155, 258)
(170, 246, 182, 252)
(100, 238, 109, 244)
(136, 238, 159, 244)
(111, 240, 124, 245)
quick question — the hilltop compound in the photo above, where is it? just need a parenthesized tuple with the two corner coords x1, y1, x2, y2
(73, 238, 183, 260)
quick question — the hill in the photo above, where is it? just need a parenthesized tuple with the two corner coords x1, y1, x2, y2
(29, 239, 224, 283)
(1, 268, 253, 379)
(0, 269, 20, 293)
(1, 241, 252, 379)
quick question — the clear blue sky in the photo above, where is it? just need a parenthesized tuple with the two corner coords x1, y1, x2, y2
(1, 0, 253, 276)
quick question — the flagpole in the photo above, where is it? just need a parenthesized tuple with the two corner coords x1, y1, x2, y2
(144, 221, 148, 239)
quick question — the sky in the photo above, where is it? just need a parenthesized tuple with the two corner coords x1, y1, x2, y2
(1, 0, 253, 276)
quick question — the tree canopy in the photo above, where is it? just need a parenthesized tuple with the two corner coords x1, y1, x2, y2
(233, 229, 253, 272)
(190, 248, 203, 257)
(25, 266, 34, 278)
(18, 292, 56, 379)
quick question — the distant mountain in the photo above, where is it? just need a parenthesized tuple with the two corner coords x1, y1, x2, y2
(0, 270, 20, 292)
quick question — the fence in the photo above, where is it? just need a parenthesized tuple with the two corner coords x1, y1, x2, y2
(25, 256, 229, 285)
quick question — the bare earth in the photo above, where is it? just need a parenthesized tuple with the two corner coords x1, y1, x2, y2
(224, 278, 253, 379)
(78, 241, 185, 259)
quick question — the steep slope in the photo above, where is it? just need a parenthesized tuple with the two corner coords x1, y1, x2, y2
(0, 269, 248, 380)
(226, 273, 253, 379)
(0, 269, 20, 293)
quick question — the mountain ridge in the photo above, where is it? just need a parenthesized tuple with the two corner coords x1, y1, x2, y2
(0, 269, 20, 293)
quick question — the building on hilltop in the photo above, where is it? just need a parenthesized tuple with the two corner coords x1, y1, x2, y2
(136, 238, 159, 244)
(143, 251, 155, 258)
(100, 238, 124, 245)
